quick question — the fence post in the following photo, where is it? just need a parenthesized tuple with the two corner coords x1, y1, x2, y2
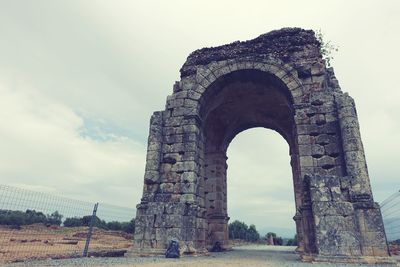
(83, 202, 99, 257)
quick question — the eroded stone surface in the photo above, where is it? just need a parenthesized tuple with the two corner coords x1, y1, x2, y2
(133, 28, 389, 262)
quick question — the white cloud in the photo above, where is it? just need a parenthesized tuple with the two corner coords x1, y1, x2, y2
(0, 82, 146, 207)
(0, 0, 399, 237)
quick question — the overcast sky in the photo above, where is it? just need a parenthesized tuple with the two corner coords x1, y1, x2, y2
(0, 0, 399, 237)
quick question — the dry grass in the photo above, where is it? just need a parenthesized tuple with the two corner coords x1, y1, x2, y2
(0, 224, 133, 263)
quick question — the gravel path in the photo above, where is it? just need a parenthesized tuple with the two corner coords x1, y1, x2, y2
(7, 245, 398, 267)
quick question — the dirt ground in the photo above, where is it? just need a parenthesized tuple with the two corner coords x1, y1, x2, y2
(128, 246, 304, 267)
(7, 245, 400, 267)
(2, 226, 399, 266)
(0, 224, 132, 263)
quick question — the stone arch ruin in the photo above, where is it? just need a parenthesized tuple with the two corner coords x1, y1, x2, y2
(133, 28, 389, 262)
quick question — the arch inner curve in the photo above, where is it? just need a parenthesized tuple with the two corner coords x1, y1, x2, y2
(199, 69, 302, 249)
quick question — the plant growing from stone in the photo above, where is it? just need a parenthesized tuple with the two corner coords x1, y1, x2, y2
(315, 29, 338, 67)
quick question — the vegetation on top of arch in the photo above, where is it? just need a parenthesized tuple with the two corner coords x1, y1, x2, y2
(315, 29, 339, 67)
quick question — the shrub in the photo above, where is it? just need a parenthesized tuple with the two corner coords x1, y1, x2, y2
(63, 215, 135, 234)
(63, 217, 84, 227)
(46, 211, 63, 226)
(286, 234, 298, 246)
(121, 219, 135, 234)
(228, 220, 260, 242)
(0, 209, 62, 226)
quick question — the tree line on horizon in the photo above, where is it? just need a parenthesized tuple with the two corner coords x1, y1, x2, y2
(0, 209, 135, 234)
(1, 209, 297, 245)
(228, 219, 297, 246)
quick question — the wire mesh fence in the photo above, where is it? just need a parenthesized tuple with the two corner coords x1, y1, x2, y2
(381, 190, 400, 255)
(381, 190, 400, 242)
(0, 184, 135, 264)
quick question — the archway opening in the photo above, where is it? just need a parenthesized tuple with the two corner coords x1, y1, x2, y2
(226, 128, 295, 243)
(199, 69, 304, 250)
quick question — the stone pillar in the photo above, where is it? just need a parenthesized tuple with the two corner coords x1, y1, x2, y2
(142, 111, 163, 201)
(333, 92, 389, 257)
(308, 174, 361, 257)
(267, 234, 274, 245)
(293, 211, 304, 252)
(133, 111, 163, 253)
(204, 151, 229, 249)
(299, 179, 317, 255)
(132, 110, 206, 255)
(290, 151, 305, 253)
(336, 93, 372, 196)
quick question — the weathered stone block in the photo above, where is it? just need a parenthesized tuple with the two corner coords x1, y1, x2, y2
(165, 228, 182, 242)
(181, 182, 197, 194)
(315, 134, 337, 146)
(171, 161, 197, 172)
(316, 155, 335, 168)
(306, 102, 336, 114)
(345, 150, 365, 163)
(300, 156, 313, 167)
(316, 230, 360, 256)
(361, 231, 387, 247)
(341, 126, 361, 140)
(193, 84, 206, 94)
(165, 116, 184, 127)
(213, 66, 231, 78)
(182, 172, 197, 183)
(341, 138, 363, 152)
(297, 134, 311, 145)
(155, 214, 183, 228)
(148, 141, 162, 151)
(166, 99, 184, 109)
(372, 246, 389, 257)
(144, 171, 160, 184)
(154, 193, 173, 202)
(172, 90, 189, 99)
(325, 113, 337, 123)
(182, 125, 200, 134)
(145, 159, 160, 171)
(335, 93, 355, 109)
(310, 187, 331, 201)
(146, 150, 160, 161)
(298, 123, 338, 136)
(312, 202, 354, 216)
(160, 183, 175, 193)
(338, 106, 357, 119)
(176, 151, 196, 161)
(340, 116, 360, 129)
(311, 114, 326, 126)
(311, 144, 325, 158)
(346, 164, 369, 178)
(329, 185, 343, 201)
(298, 144, 312, 155)
(164, 202, 186, 215)
(181, 216, 196, 229)
(180, 193, 196, 203)
(144, 183, 159, 194)
(363, 208, 385, 232)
